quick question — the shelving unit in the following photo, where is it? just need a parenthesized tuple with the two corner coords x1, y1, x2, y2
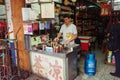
(55, 2, 75, 26)
(75, 1, 100, 36)
(23, 1, 54, 36)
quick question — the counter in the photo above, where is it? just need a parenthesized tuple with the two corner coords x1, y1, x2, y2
(29, 44, 80, 80)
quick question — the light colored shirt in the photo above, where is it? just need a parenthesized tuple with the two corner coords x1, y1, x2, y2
(60, 23, 77, 45)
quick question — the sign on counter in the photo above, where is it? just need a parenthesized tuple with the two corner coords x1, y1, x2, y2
(30, 51, 65, 80)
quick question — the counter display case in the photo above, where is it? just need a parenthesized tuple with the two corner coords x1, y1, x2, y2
(29, 44, 80, 80)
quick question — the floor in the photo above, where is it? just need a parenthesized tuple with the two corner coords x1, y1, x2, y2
(24, 47, 120, 80)
(77, 48, 120, 80)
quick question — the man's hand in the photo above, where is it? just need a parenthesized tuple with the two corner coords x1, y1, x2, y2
(66, 39, 71, 45)
(54, 37, 59, 42)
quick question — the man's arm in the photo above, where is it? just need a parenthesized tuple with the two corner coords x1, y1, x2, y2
(54, 32, 62, 41)
(57, 32, 62, 39)
(70, 34, 78, 42)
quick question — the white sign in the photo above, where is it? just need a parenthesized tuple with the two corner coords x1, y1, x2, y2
(31, 3, 40, 14)
(22, 8, 38, 21)
(41, 2, 55, 18)
(0, 5, 6, 15)
(30, 52, 65, 80)
(39, 0, 52, 2)
(25, 0, 38, 3)
(113, 2, 120, 11)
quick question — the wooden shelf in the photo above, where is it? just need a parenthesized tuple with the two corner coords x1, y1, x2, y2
(55, 2, 75, 26)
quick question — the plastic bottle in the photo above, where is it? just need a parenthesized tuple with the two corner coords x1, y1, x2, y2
(112, 55, 115, 64)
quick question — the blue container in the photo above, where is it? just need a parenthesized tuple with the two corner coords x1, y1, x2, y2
(10, 42, 17, 66)
(84, 53, 96, 76)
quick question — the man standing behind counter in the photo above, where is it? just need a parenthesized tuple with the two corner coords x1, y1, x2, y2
(54, 14, 78, 45)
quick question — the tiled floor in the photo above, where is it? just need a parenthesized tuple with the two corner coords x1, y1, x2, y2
(24, 47, 120, 80)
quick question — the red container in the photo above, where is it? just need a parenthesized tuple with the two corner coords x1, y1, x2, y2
(79, 36, 92, 40)
(81, 40, 89, 51)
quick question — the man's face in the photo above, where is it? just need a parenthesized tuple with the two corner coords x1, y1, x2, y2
(64, 17, 71, 24)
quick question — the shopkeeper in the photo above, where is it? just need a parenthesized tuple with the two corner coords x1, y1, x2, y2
(54, 14, 78, 45)
(54, 14, 80, 75)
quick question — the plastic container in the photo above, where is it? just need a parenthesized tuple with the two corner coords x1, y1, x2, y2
(81, 40, 89, 51)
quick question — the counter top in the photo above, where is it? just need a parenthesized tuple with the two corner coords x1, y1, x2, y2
(30, 44, 80, 58)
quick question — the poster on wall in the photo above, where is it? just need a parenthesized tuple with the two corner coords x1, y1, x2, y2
(31, 3, 40, 19)
(22, 8, 31, 21)
(22, 8, 38, 21)
(25, 0, 38, 3)
(100, 4, 110, 16)
(39, 0, 52, 2)
(41, 2, 55, 18)
(0, 5, 6, 19)
(0, 5, 6, 15)
(113, 2, 120, 11)
(23, 23, 33, 35)
(30, 52, 65, 80)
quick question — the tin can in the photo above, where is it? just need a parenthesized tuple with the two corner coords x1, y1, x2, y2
(54, 46, 58, 53)
(56, 46, 59, 53)
(42, 45, 46, 51)
(59, 45, 63, 52)
(53, 46, 56, 53)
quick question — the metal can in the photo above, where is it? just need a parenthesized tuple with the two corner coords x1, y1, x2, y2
(53, 46, 56, 53)
(54, 46, 58, 53)
(59, 45, 63, 52)
(42, 44, 46, 51)
(56, 46, 58, 53)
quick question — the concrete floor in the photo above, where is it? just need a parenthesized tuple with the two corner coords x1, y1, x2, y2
(24, 47, 120, 80)
(78, 48, 120, 80)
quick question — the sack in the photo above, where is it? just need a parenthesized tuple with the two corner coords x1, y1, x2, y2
(106, 24, 120, 51)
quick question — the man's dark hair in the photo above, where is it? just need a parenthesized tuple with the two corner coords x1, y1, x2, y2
(63, 14, 72, 19)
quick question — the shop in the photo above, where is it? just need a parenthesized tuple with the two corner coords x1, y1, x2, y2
(0, 0, 120, 80)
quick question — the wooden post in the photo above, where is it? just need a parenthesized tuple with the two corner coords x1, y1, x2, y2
(6, 0, 30, 70)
